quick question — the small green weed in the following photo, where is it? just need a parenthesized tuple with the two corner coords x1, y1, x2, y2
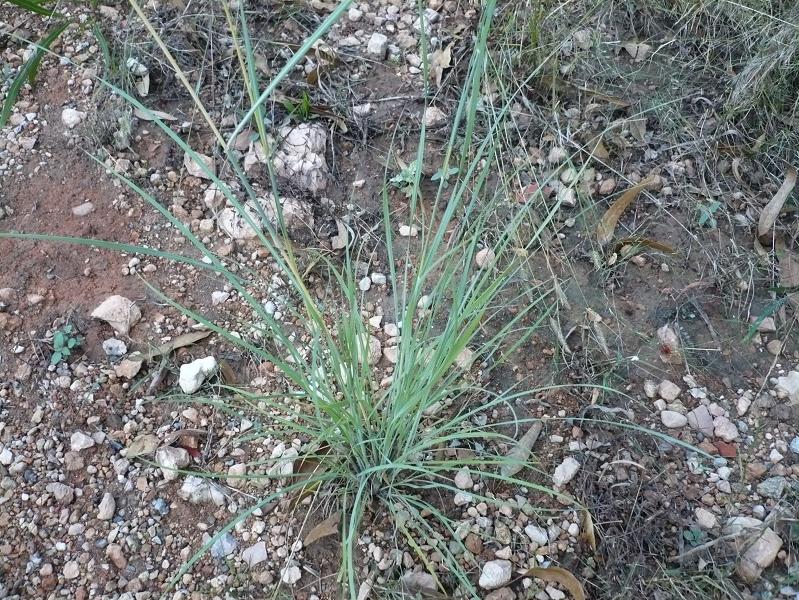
(281, 91, 313, 122)
(51, 323, 81, 365)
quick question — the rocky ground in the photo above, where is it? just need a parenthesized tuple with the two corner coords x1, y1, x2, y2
(1, 0, 799, 599)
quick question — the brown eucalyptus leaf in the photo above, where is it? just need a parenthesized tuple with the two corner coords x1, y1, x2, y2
(304, 511, 341, 546)
(596, 177, 654, 245)
(527, 567, 586, 600)
(581, 509, 597, 551)
(758, 166, 797, 238)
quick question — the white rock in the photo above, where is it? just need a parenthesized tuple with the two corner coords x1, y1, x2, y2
(0, 447, 12, 466)
(556, 187, 576, 207)
(658, 380, 681, 401)
(423, 106, 447, 127)
(269, 447, 298, 477)
(183, 151, 215, 179)
(367, 335, 382, 366)
(524, 524, 548, 545)
(476, 247, 496, 269)
(660, 410, 687, 428)
(548, 146, 567, 164)
(241, 541, 268, 567)
(91, 295, 141, 336)
(769, 448, 784, 463)
(382, 346, 398, 364)
(724, 516, 764, 535)
(713, 416, 739, 442)
(399, 224, 418, 237)
(643, 380, 658, 398)
(63, 560, 80, 579)
(736, 528, 783, 582)
(70, 431, 95, 452)
(71, 201, 94, 216)
(453, 491, 473, 506)
(274, 123, 328, 193)
(567, 522, 580, 537)
(552, 456, 580, 487)
(115, 358, 143, 379)
(227, 463, 247, 487)
(179, 356, 218, 394)
(281, 564, 302, 585)
(573, 29, 592, 50)
(348, 7, 363, 20)
(97, 492, 116, 520)
(367, 32, 389, 58)
(211, 291, 229, 306)
(155, 446, 190, 481)
(61, 108, 86, 129)
(775, 371, 799, 403)
(546, 587, 566, 600)
(179, 475, 226, 505)
(102, 338, 127, 358)
(370, 272, 387, 285)
(46, 482, 74, 504)
(756, 317, 777, 333)
(737, 396, 752, 416)
(359, 277, 372, 291)
(454, 468, 473, 490)
(479, 560, 512, 590)
(695, 507, 718, 530)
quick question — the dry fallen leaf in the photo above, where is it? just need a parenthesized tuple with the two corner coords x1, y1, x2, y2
(133, 108, 178, 122)
(135, 73, 150, 97)
(581, 509, 597, 552)
(304, 511, 341, 546)
(128, 330, 212, 363)
(614, 237, 676, 255)
(527, 566, 586, 600)
(500, 421, 543, 477)
(596, 176, 654, 245)
(757, 166, 797, 238)
(585, 134, 609, 160)
(622, 41, 653, 62)
(430, 43, 453, 88)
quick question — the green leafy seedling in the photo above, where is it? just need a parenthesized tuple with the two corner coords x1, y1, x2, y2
(431, 165, 459, 188)
(281, 91, 313, 122)
(51, 323, 81, 365)
(389, 159, 421, 197)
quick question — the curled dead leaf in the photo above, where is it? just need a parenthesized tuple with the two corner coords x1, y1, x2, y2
(757, 167, 796, 239)
(581, 509, 597, 551)
(128, 330, 212, 363)
(430, 43, 453, 88)
(304, 511, 341, 546)
(614, 237, 676, 255)
(596, 177, 654, 245)
(527, 566, 586, 600)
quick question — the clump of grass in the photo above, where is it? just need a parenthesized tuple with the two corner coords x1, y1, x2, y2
(2, 0, 569, 596)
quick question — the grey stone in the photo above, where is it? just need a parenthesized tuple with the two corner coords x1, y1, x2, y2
(686, 405, 714, 436)
(210, 532, 237, 558)
(757, 476, 787, 499)
(479, 560, 512, 590)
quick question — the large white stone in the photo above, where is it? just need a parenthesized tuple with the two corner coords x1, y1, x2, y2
(155, 446, 190, 481)
(479, 560, 512, 590)
(179, 356, 217, 394)
(552, 456, 580, 487)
